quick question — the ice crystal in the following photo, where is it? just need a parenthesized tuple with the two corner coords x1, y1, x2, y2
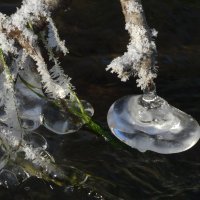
(47, 17, 68, 55)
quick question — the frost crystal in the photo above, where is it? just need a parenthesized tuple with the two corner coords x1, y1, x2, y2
(107, 0, 158, 90)
(47, 17, 69, 55)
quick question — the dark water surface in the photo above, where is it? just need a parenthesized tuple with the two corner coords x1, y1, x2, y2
(0, 0, 200, 199)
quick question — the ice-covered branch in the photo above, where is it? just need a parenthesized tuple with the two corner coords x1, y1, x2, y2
(107, 0, 158, 91)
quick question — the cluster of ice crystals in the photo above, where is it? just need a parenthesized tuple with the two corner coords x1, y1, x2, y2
(0, 32, 17, 55)
(0, 126, 21, 148)
(32, 52, 69, 99)
(107, 0, 157, 90)
(47, 17, 69, 55)
(41, 31, 73, 99)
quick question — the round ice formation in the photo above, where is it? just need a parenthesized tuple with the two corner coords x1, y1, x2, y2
(43, 100, 94, 135)
(107, 95, 200, 154)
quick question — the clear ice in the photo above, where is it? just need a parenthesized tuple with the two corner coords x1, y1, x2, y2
(107, 95, 200, 154)
(16, 76, 45, 131)
(43, 100, 94, 135)
(15, 76, 95, 135)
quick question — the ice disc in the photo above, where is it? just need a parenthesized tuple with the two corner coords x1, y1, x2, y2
(107, 95, 200, 154)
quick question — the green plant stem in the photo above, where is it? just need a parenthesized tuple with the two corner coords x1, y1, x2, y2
(86, 120, 122, 147)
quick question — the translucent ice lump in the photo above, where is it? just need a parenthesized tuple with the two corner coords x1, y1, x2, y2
(43, 100, 94, 135)
(107, 95, 200, 154)
(15, 77, 94, 135)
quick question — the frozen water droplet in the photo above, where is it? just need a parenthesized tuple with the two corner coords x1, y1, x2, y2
(107, 95, 200, 154)
(0, 169, 19, 188)
(43, 100, 94, 135)
(23, 133, 47, 150)
(43, 103, 82, 134)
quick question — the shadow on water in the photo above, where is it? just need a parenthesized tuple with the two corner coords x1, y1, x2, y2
(0, 0, 200, 199)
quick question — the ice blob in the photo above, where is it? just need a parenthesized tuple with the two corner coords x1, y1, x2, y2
(107, 95, 200, 154)
(43, 100, 94, 135)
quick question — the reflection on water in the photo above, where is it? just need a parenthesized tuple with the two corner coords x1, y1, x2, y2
(0, 0, 200, 199)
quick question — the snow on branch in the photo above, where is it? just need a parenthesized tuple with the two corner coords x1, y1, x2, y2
(106, 0, 158, 90)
